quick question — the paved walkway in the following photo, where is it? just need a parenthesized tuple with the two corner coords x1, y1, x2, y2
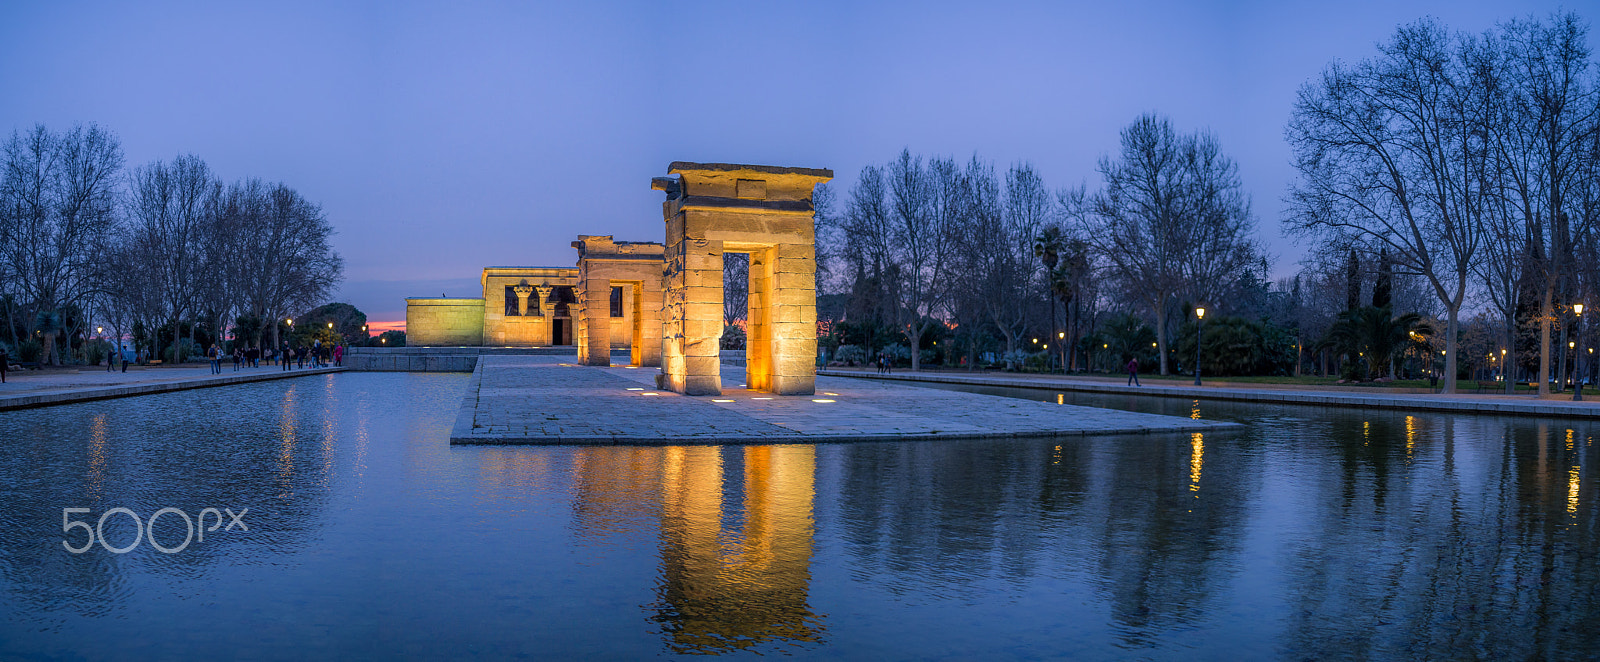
(450, 355, 1236, 445)
(0, 363, 347, 411)
(818, 368, 1600, 419)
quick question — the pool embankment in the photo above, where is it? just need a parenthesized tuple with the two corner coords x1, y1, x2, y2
(0, 367, 347, 412)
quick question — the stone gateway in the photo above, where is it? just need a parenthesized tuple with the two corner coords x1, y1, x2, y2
(653, 162, 832, 396)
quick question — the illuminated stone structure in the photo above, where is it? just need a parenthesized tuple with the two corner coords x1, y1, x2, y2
(573, 236, 665, 367)
(404, 266, 581, 347)
(404, 297, 486, 346)
(481, 267, 578, 346)
(653, 162, 832, 396)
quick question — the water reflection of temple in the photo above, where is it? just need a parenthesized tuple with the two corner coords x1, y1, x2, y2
(566, 445, 822, 654)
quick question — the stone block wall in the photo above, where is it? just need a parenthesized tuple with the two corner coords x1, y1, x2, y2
(573, 236, 665, 367)
(481, 267, 576, 346)
(405, 298, 485, 346)
(655, 162, 831, 396)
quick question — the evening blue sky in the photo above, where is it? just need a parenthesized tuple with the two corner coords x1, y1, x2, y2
(1, 1, 1588, 324)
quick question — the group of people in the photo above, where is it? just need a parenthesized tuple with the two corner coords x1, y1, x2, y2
(279, 339, 344, 371)
(204, 339, 345, 374)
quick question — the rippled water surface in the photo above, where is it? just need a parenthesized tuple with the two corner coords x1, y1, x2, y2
(2, 372, 1597, 660)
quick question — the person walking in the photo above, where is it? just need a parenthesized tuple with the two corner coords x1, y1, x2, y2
(282, 342, 292, 371)
(1126, 356, 1141, 386)
(207, 344, 220, 374)
(334, 344, 343, 367)
(232, 346, 242, 372)
(1, 346, 8, 383)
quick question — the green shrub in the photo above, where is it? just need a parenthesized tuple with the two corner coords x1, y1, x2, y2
(84, 340, 108, 366)
(17, 339, 42, 363)
(834, 345, 865, 365)
(720, 323, 746, 350)
(163, 338, 197, 363)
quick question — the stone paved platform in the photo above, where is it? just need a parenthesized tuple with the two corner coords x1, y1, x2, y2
(450, 355, 1237, 445)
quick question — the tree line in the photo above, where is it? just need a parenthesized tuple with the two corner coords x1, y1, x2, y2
(808, 11, 1600, 396)
(1287, 12, 1600, 395)
(0, 123, 342, 365)
(812, 114, 1264, 377)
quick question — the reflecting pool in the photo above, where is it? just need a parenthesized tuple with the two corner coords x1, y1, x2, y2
(2, 373, 1597, 659)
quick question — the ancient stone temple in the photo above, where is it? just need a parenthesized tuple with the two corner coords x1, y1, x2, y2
(653, 162, 832, 396)
(406, 263, 627, 349)
(406, 267, 578, 346)
(573, 236, 665, 367)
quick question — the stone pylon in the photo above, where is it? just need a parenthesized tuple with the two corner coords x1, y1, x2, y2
(653, 162, 832, 395)
(573, 235, 665, 367)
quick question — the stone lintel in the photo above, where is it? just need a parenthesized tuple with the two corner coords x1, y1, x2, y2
(668, 162, 834, 179)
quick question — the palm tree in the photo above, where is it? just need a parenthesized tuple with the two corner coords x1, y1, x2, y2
(1057, 239, 1091, 370)
(1318, 306, 1431, 380)
(35, 309, 63, 366)
(1033, 226, 1064, 370)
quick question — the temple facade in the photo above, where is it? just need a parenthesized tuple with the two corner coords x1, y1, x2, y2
(405, 262, 648, 352)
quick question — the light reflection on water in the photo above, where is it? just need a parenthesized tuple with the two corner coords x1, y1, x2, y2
(0, 373, 1596, 659)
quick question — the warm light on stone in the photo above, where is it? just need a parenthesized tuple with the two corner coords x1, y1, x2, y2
(654, 162, 832, 396)
(573, 235, 665, 367)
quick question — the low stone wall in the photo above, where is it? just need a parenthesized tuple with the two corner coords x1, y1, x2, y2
(345, 346, 580, 372)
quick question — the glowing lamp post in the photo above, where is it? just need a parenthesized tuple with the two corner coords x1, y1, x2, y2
(1193, 307, 1206, 387)
(1575, 303, 1585, 401)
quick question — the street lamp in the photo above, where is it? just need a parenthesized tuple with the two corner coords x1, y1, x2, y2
(1194, 307, 1206, 386)
(1574, 302, 1585, 401)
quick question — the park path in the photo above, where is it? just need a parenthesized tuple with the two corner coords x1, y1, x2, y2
(0, 362, 346, 411)
(817, 368, 1600, 420)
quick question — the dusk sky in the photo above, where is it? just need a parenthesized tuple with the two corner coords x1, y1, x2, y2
(2, 0, 1588, 326)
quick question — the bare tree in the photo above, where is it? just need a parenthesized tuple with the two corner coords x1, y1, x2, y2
(723, 251, 748, 328)
(1090, 114, 1256, 375)
(811, 182, 838, 294)
(1286, 20, 1489, 394)
(127, 154, 216, 361)
(889, 150, 959, 371)
(1492, 12, 1600, 395)
(954, 157, 1033, 363)
(234, 182, 342, 351)
(0, 123, 123, 364)
(838, 164, 895, 338)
